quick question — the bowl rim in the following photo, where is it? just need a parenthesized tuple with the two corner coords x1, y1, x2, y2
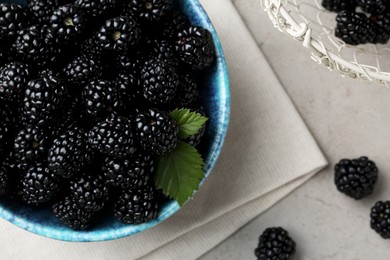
(0, 0, 231, 242)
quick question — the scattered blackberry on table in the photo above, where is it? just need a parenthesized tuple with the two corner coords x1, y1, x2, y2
(18, 163, 60, 206)
(53, 196, 94, 230)
(358, 0, 387, 15)
(70, 172, 109, 212)
(97, 16, 140, 53)
(64, 54, 102, 87)
(0, 3, 29, 39)
(321, 0, 357, 12)
(335, 11, 370, 45)
(135, 108, 179, 155)
(27, 0, 58, 24)
(175, 74, 199, 108)
(255, 227, 296, 260)
(75, 0, 116, 18)
(141, 58, 179, 105)
(0, 62, 30, 101)
(371, 201, 390, 239)
(127, 0, 173, 22)
(0, 166, 9, 196)
(102, 153, 154, 189)
(88, 113, 137, 157)
(114, 184, 158, 224)
(176, 26, 216, 70)
(334, 156, 378, 200)
(369, 13, 390, 44)
(48, 4, 84, 42)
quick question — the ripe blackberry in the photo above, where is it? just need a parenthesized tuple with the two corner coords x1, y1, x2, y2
(114, 184, 158, 224)
(48, 127, 91, 179)
(19, 163, 60, 206)
(13, 125, 48, 169)
(14, 25, 51, 62)
(175, 74, 199, 108)
(0, 102, 16, 155)
(358, 0, 387, 15)
(0, 166, 9, 196)
(88, 113, 137, 157)
(334, 156, 378, 200)
(27, 0, 58, 24)
(141, 58, 179, 105)
(335, 11, 370, 45)
(369, 13, 390, 44)
(371, 201, 390, 239)
(0, 62, 30, 101)
(64, 54, 102, 87)
(22, 74, 66, 126)
(70, 172, 109, 212)
(135, 108, 179, 155)
(48, 4, 84, 42)
(255, 227, 296, 260)
(127, 0, 173, 22)
(97, 16, 140, 53)
(321, 0, 356, 12)
(0, 3, 29, 40)
(75, 0, 116, 18)
(102, 153, 154, 189)
(176, 26, 216, 70)
(53, 196, 94, 230)
(82, 80, 122, 119)
(115, 73, 142, 106)
(161, 10, 189, 39)
(150, 39, 178, 67)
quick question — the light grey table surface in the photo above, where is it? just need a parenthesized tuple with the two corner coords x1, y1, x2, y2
(202, 0, 390, 259)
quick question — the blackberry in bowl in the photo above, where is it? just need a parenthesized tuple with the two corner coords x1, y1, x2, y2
(0, 0, 230, 241)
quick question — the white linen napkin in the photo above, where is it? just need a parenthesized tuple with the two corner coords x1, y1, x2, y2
(0, 0, 327, 259)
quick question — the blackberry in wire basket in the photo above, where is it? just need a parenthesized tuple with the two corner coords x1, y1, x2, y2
(358, 0, 387, 15)
(369, 13, 390, 44)
(127, 0, 173, 22)
(335, 11, 371, 45)
(53, 196, 94, 230)
(371, 201, 390, 239)
(0, 62, 31, 101)
(255, 227, 296, 260)
(322, 0, 357, 12)
(0, 3, 29, 40)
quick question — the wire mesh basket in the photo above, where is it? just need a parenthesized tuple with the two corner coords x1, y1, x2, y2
(260, 0, 390, 86)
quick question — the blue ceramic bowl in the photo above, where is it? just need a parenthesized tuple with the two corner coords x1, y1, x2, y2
(0, 0, 230, 241)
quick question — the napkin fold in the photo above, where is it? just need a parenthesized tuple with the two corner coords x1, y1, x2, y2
(0, 0, 327, 259)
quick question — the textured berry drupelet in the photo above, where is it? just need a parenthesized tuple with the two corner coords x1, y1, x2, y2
(160, 10, 189, 39)
(19, 163, 60, 206)
(64, 54, 102, 87)
(135, 109, 179, 155)
(102, 153, 154, 189)
(88, 113, 137, 157)
(27, 0, 58, 24)
(70, 172, 109, 212)
(0, 102, 16, 155)
(0, 3, 29, 39)
(141, 58, 179, 105)
(114, 184, 158, 224)
(48, 4, 84, 42)
(150, 39, 178, 67)
(0, 166, 9, 196)
(335, 11, 370, 45)
(358, 0, 387, 15)
(75, 0, 116, 18)
(321, 0, 357, 12)
(175, 74, 199, 108)
(48, 127, 90, 179)
(371, 201, 390, 239)
(0, 62, 30, 101)
(53, 196, 94, 230)
(254, 227, 296, 260)
(14, 25, 51, 62)
(369, 13, 390, 44)
(97, 16, 140, 53)
(334, 156, 378, 200)
(176, 26, 216, 70)
(22, 74, 66, 126)
(127, 0, 173, 22)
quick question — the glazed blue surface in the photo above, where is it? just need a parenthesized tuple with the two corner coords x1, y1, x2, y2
(0, 0, 230, 241)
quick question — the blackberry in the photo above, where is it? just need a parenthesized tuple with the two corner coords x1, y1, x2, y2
(176, 26, 216, 70)
(0, 102, 16, 155)
(358, 0, 387, 15)
(13, 125, 48, 169)
(321, 0, 357, 12)
(335, 11, 370, 45)
(0, 3, 29, 40)
(160, 10, 189, 39)
(141, 58, 179, 105)
(80, 37, 103, 59)
(48, 127, 90, 179)
(75, 0, 116, 18)
(97, 16, 140, 53)
(19, 163, 60, 206)
(48, 4, 84, 42)
(175, 74, 199, 108)
(64, 54, 102, 87)
(14, 25, 51, 62)
(53, 196, 94, 230)
(102, 153, 154, 189)
(115, 73, 142, 106)
(116, 52, 143, 75)
(127, 0, 173, 22)
(0, 62, 30, 101)
(334, 156, 378, 200)
(135, 108, 179, 155)
(70, 172, 109, 212)
(82, 80, 122, 119)
(150, 39, 178, 67)
(0, 166, 9, 196)
(27, 0, 58, 24)
(371, 201, 390, 239)
(254, 227, 296, 260)
(22, 74, 66, 126)
(114, 184, 158, 224)
(369, 13, 390, 44)
(88, 113, 137, 157)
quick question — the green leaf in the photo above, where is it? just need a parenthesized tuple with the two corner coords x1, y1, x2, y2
(170, 108, 208, 139)
(155, 141, 205, 206)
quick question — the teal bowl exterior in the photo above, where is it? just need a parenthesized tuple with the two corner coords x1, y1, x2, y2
(0, 0, 230, 241)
